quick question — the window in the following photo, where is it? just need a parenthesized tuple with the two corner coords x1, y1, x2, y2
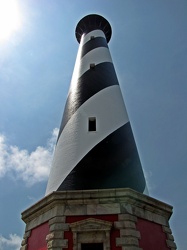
(90, 36, 95, 40)
(88, 117, 96, 131)
(90, 63, 95, 69)
(82, 243, 103, 250)
(69, 218, 112, 250)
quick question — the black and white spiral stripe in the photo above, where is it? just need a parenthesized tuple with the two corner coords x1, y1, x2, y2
(46, 29, 148, 195)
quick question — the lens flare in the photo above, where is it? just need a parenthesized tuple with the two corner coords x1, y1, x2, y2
(0, 0, 22, 41)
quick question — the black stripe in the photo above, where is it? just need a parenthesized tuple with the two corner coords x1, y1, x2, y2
(57, 62, 119, 141)
(81, 37, 108, 58)
(57, 122, 146, 193)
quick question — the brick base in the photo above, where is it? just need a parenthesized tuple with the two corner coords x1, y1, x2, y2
(20, 188, 177, 250)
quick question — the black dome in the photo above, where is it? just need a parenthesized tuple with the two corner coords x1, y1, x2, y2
(75, 14, 112, 43)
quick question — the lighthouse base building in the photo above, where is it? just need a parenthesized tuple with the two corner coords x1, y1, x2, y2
(20, 188, 177, 250)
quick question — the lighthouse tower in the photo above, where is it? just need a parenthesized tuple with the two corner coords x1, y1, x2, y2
(46, 14, 147, 195)
(20, 14, 177, 250)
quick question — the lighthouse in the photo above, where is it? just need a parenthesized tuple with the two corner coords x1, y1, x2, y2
(46, 14, 148, 195)
(20, 14, 177, 250)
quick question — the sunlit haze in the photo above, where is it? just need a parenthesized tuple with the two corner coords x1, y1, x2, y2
(0, 0, 21, 41)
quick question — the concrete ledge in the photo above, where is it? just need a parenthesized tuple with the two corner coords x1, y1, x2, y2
(22, 188, 173, 224)
(87, 203, 120, 215)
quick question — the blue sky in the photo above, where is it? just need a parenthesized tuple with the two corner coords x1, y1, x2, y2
(0, 0, 187, 249)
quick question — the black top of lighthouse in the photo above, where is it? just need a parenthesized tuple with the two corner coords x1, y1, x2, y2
(75, 14, 112, 43)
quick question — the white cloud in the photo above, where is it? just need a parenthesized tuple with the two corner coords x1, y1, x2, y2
(0, 128, 58, 185)
(0, 234, 22, 250)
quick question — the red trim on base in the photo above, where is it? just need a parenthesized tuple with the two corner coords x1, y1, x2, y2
(136, 218, 169, 250)
(27, 222, 49, 250)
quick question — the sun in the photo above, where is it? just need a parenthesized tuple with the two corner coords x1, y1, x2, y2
(0, 0, 21, 41)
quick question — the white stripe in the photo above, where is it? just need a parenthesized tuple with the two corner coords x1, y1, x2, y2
(82, 30, 106, 45)
(46, 85, 129, 195)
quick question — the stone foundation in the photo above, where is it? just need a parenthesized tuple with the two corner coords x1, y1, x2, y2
(20, 188, 177, 250)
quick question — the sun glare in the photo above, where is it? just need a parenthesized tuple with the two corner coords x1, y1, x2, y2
(0, 0, 21, 41)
